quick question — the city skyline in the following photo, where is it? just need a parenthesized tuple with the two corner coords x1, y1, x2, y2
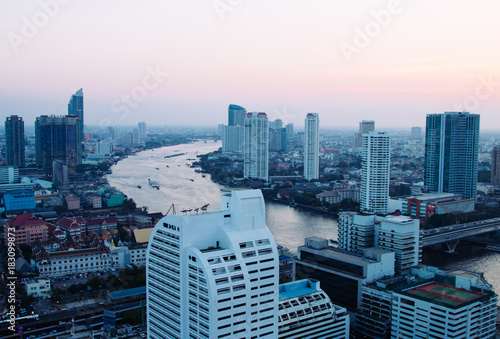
(1, 1, 499, 129)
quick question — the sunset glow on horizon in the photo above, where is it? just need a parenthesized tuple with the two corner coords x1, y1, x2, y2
(1, 0, 499, 130)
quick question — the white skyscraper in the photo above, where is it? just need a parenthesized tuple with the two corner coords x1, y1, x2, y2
(146, 189, 279, 339)
(244, 112, 269, 181)
(360, 131, 390, 214)
(304, 113, 319, 180)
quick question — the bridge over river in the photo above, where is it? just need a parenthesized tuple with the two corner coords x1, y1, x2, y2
(421, 217, 500, 252)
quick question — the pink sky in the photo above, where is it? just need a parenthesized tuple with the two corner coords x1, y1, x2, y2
(1, 0, 499, 129)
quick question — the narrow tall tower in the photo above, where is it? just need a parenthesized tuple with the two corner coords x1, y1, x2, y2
(68, 88, 84, 139)
(244, 112, 269, 181)
(138, 122, 147, 142)
(5, 115, 25, 167)
(360, 131, 390, 214)
(424, 112, 480, 199)
(146, 190, 279, 338)
(304, 113, 320, 180)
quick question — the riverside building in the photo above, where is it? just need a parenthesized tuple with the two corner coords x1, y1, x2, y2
(424, 112, 480, 200)
(146, 189, 279, 338)
(360, 131, 390, 214)
(304, 113, 320, 180)
(244, 112, 269, 181)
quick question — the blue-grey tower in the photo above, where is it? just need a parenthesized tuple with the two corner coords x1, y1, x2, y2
(68, 88, 84, 140)
(424, 112, 480, 200)
(5, 115, 25, 167)
(228, 104, 246, 126)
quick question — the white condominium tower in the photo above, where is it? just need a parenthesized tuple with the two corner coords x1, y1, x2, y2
(360, 131, 390, 215)
(304, 113, 319, 180)
(146, 189, 279, 339)
(244, 112, 269, 181)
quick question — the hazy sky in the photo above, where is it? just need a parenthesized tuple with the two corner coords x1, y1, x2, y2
(1, 1, 499, 130)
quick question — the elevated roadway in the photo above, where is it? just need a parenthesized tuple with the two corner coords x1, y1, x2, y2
(421, 217, 500, 252)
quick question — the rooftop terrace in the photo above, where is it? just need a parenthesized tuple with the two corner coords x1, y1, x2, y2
(401, 282, 490, 308)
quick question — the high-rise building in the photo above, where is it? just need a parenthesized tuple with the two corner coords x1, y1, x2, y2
(222, 125, 244, 154)
(228, 104, 247, 126)
(424, 112, 480, 200)
(304, 113, 320, 180)
(146, 189, 279, 338)
(68, 88, 84, 138)
(138, 121, 147, 141)
(338, 213, 421, 274)
(354, 120, 375, 148)
(35, 115, 82, 178)
(244, 112, 269, 181)
(491, 147, 500, 186)
(360, 131, 390, 214)
(5, 115, 25, 167)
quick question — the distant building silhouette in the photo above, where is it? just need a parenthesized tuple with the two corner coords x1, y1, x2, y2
(5, 115, 25, 167)
(424, 112, 480, 199)
(354, 120, 375, 148)
(411, 126, 422, 140)
(138, 121, 146, 142)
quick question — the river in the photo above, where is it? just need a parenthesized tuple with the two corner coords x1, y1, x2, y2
(107, 141, 500, 294)
(106, 141, 338, 253)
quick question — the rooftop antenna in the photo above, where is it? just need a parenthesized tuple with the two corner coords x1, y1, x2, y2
(165, 204, 176, 216)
